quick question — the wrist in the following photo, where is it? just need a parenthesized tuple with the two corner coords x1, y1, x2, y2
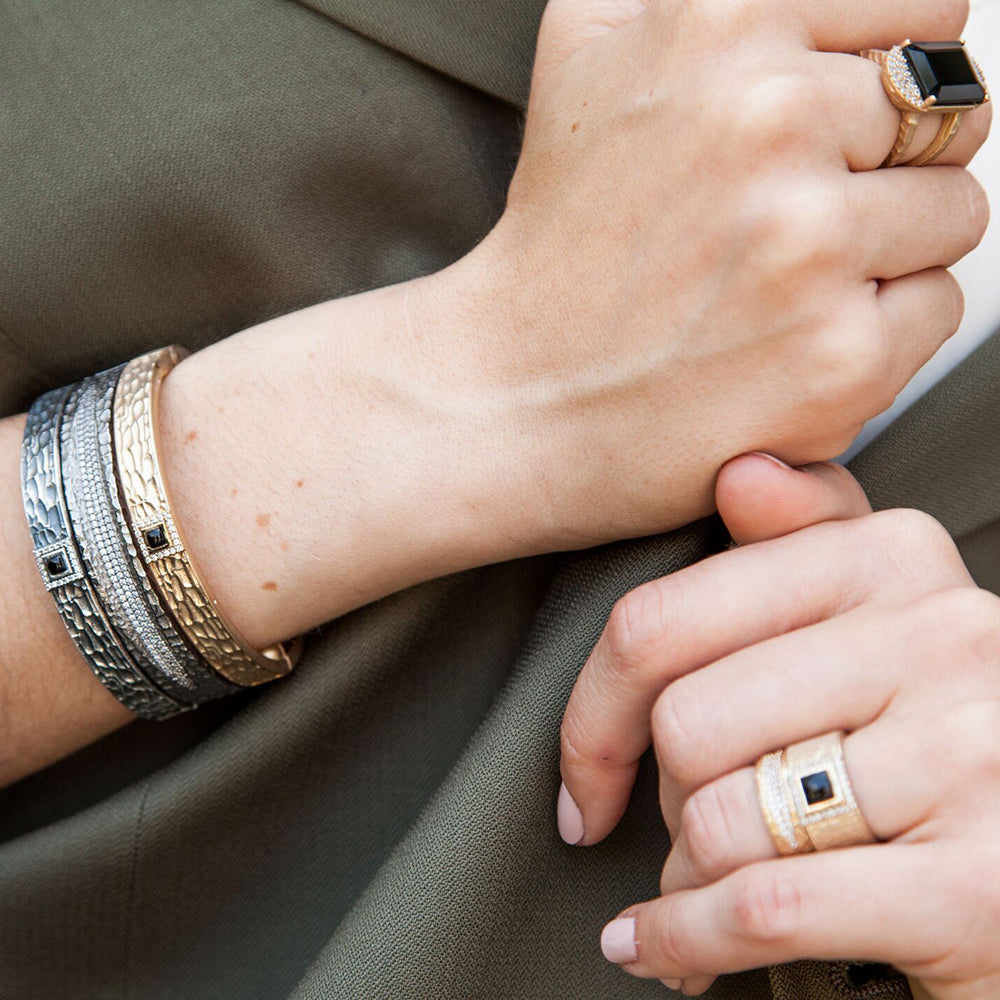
(157, 258, 549, 648)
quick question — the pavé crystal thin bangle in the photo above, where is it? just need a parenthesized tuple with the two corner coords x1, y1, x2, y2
(19, 382, 185, 719)
(113, 346, 302, 686)
(60, 365, 236, 706)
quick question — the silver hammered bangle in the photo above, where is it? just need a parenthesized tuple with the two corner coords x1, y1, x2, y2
(58, 365, 237, 710)
(19, 380, 185, 720)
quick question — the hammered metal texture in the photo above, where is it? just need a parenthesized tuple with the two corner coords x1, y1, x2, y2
(113, 347, 296, 687)
(61, 367, 216, 704)
(20, 382, 184, 720)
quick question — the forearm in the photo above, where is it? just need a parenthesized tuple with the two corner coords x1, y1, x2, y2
(0, 257, 540, 786)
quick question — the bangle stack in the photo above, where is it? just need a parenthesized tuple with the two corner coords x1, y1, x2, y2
(19, 346, 303, 720)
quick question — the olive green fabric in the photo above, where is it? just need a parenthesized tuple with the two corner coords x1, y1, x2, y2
(0, 2, 996, 999)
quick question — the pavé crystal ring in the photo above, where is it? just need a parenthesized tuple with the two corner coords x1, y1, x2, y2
(861, 41, 989, 168)
(755, 730, 876, 855)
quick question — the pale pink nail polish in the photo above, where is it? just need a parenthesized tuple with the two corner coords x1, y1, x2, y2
(749, 451, 794, 471)
(557, 781, 585, 845)
(601, 917, 638, 964)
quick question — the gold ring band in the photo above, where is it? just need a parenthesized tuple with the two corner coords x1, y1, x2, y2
(113, 346, 303, 686)
(756, 730, 876, 855)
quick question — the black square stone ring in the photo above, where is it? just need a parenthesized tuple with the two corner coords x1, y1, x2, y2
(861, 41, 989, 168)
(755, 730, 876, 855)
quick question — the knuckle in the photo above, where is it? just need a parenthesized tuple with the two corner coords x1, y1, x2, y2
(651, 679, 705, 786)
(741, 179, 843, 277)
(940, 699, 1000, 771)
(729, 870, 802, 945)
(680, 783, 739, 882)
(801, 312, 892, 420)
(735, 76, 822, 154)
(934, 588, 1000, 653)
(604, 582, 669, 676)
(812, 321, 888, 397)
(870, 507, 957, 563)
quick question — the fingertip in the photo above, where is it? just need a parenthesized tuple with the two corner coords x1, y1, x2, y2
(601, 916, 638, 964)
(717, 452, 870, 544)
(715, 452, 798, 511)
(557, 781, 585, 845)
(715, 452, 807, 544)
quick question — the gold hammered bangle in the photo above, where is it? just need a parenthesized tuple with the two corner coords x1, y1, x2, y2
(112, 345, 303, 686)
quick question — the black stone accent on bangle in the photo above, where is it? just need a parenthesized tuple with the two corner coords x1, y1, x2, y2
(904, 42, 988, 107)
(144, 524, 168, 550)
(44, 550, 69, 578)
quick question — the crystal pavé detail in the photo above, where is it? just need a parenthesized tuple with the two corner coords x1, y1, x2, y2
(760, 750, 799, 851)
(886, 46, 926, 107)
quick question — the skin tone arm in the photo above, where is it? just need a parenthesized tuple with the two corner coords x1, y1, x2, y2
(0, 0, 991, 786)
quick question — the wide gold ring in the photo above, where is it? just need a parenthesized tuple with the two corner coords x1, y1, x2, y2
(861, 40, 989, 168)
(755, 730, 876, 855)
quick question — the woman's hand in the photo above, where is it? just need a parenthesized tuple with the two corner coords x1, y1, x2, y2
(556, 453, 1000, 997)
(438, 0, 991, 549)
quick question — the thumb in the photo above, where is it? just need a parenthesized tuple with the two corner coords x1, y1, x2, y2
(716, 452, 873, 546)
(533, 0, 650, 82)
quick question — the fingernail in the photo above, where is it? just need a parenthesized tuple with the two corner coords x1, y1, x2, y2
(661, 980, 683, 992)
(601, 917, 638, 964)
(750, 451, 794, 471)
(557, 781, 585, 845)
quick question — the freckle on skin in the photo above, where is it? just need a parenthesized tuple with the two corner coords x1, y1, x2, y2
(571, 121, 580, 133)
(256, 512, 271, 528)
(280, 541, 289, 551)
(261, 580, 278, 591)
(184, 430, 197, 444)
(231, 488, 238, 498)
(296, 479, 304, 488)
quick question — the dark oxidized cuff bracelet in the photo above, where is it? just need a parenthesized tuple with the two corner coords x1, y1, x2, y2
(19, 347, 304, 720)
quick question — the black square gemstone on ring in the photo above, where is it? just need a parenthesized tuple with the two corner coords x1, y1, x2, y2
(144, 524, 169, 550)
(904, 42, 986, 107)
(44, 550, 69, 578)
(800, 770, 835, 806)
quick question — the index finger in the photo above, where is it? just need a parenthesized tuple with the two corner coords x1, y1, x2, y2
(557, 511, 967, 846)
